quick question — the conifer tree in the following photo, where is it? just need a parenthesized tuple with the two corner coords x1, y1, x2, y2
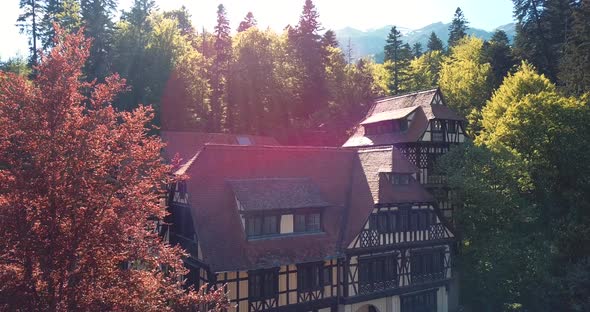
(237, 11, 257, 32)
(383, 26, 411, 94)
(290, 0, 327, 120)
(483, 30, 516, 88)
(17, 0, 43, 66)
(322, 29, 339, 48)
(427, 31, 444, 52)
(448, 7, 468, 47)
(163, 6, 195, 36)
(81, 0, 117, 81)
(412, 42, 423, 58)
(560, 0, 590, 95)
(210, 4, 231, 131)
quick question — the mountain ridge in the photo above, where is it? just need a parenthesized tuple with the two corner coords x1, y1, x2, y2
(334, 22, 516, 62)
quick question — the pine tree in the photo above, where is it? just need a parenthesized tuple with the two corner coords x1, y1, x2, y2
(412, 42, 423, 58)
(17, 0, 43, 66)
(322, 29, 339, 48)
(448, 7, 468, 47)
(81, 0, 117, 81)
(163, 5, 195, 36)
(290, 0, 328, 120)
(383, 26, 411, 94)
(427, 31, 444, 52)
(512, 0, 572, 81)
(560, 0, 590, 95)
(237, 11, 256, 32)
(483, 30, 516, 89)
(210, 4, 231, 131)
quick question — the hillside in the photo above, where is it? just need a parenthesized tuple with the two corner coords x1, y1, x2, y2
(335, 22, 516, 62)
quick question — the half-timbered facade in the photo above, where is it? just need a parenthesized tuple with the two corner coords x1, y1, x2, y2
(343, 88, 466, 224)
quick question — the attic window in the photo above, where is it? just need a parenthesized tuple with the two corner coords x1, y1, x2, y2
(246, 215, 279, 237)
(294, 212, 321, 233)
(390, 174, 410, 185)
(237, 136, 252, 145)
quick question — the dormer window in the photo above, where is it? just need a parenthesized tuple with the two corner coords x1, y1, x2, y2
(389, 174, 411, 185)
(294, 212, 321, 233)
(246, 215, 279, 237)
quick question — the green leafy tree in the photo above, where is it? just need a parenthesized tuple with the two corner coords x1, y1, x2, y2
(439, 36, 492, 129)
(443, 60, 590, 310)
(406, 50, 443, 91)
(39, 0, 82, 50)
(448, 7, 468, 47)
(0, 57, 31, 76)
(478, 61, 555, 143)
(237, 11, 256, 32)
(427, 31, 444, 52)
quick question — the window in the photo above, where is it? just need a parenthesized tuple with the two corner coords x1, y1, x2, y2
(237, 136, 252, 145)
(294, 213, 321, 233)
(297, 262, 323, 291)
(358, 254, 398, 293)
(448, 120, 457, 133)
(401, 290, 437, 312)
(431, 120, 444, 142)
(399, 118, 408, 132)
(246, 215, 279, 237)
(249, 269, 278, 300)
(410, 249, 446, 284)
(391, 174, 411, 185)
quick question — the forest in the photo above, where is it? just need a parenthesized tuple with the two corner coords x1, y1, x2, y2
(2, 0, 590, 311)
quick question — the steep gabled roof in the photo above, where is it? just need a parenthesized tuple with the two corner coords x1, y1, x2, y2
(161, 130, 280, 162)
(228, 178, 330, 211)
(183, 144, 374, 272)
(357, 146, 434, 204)
(343, 88, 463, 147)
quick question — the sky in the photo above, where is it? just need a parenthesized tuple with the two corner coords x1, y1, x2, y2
(0, 0, 515, 60)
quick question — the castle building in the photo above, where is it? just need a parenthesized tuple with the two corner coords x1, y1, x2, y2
(163, 88, 464, 312)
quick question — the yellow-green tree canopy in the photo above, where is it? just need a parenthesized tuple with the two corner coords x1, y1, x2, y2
(439, 36, 491, 124)
(406, 50, 443, 91)
(478, 61, 555, 145)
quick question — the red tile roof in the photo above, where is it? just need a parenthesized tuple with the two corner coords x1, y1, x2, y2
(183, 144, 375, 272)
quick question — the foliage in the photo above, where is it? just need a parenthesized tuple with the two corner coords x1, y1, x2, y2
(210, 4, 231, 132)
(448, 7, 468, 48)
(0, 57, 31, 77)
(478, 61, 555, 143)
(483, 30, 516, 89)
(81, 0, 117, 81)
(443, 58, 590, 310)
(0, 27, 229, 311)
(559, 0, 590, 95)
(405, 50, 443, 92)
(17, 0, 43, 66)
(427, 31, 444, 52)
(237, 11, 257, 32)
(439, 36, 492, 130)
(383, 26, 412, 94)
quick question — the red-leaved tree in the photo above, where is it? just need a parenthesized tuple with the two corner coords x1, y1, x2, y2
(0, 28, 228, 311)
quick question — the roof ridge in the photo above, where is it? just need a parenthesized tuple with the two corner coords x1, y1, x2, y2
(202, 144, 354, 152)
(161, 130, 275, 138)
(373, 88, 438, 104)
(227, 177, 312, 182)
